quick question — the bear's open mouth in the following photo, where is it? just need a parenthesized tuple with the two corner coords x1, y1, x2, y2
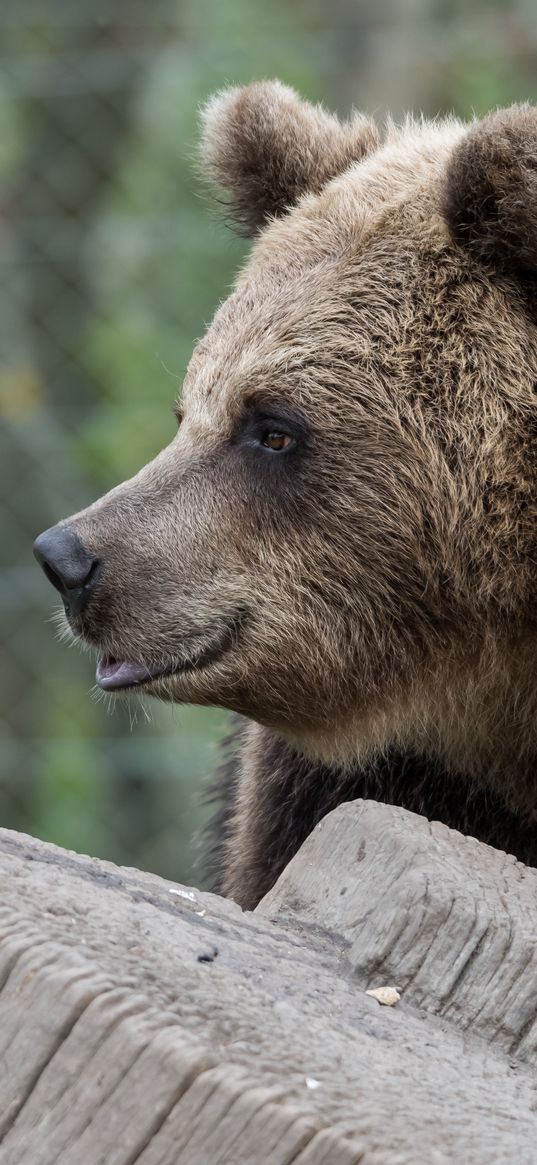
(95, 617, 241, 691)
(96, 657, 172, 690)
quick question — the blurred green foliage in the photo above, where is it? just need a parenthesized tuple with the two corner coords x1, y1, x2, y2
(1, 0, 537, 883)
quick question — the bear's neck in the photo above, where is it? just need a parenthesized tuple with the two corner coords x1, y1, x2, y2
(291, 633, 537, 822)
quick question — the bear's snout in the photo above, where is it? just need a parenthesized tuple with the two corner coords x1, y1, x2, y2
(34, 525, 101, 619)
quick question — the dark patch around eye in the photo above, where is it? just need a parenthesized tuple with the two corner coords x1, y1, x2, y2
(173, 401, 184, 426)
(236, 398, 309, 455)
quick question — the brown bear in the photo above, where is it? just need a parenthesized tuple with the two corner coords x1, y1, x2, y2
(34, 82, 537, 910)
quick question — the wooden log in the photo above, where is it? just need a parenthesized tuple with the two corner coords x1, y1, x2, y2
(259, 800, 537, 1063)
(0, 804, 534, 1163)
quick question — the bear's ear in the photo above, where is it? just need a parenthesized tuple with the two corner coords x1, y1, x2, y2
(444, 104, 537, 272)
(199, 80, 379, 235)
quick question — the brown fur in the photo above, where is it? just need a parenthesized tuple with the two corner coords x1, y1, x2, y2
(444, 104, 537, 271)
(209, 720, 537, 910)
(201, 81, 379, 233)
(39, 84, 537, 908)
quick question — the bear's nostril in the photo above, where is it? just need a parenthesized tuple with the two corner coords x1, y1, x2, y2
(41, 561, 65, 595)
(33, 525, 101, 618)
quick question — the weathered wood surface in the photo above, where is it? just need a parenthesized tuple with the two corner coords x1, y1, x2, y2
(0, 803, 536, 1164)
(260, 800, 537, 1060)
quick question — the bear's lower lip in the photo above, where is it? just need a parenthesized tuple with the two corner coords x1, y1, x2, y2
(96, 657, 167, 690)
(94, 616, 244, 691)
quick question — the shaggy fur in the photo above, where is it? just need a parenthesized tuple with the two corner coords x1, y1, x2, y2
(209, 720, 537, 910)
(201, 81, 379, 233)
(37, 83, 537, 909)
(444, 104, 537, 271)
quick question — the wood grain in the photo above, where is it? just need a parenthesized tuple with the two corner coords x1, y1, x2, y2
(0, 804, 534, 1163)
(259, 800, 537, 1061)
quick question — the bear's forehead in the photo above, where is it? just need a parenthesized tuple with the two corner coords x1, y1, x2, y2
(184, 259, 383, 427)
(182, 120, 468, 430)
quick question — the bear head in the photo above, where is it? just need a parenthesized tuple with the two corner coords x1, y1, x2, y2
(35, 83, 537, 784)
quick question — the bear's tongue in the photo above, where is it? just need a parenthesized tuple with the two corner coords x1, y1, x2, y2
(96, 656, 157, 690)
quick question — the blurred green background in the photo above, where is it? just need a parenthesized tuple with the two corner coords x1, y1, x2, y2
(1, 0, 537, 885)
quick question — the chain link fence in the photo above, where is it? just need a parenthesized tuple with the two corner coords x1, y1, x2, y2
(2, 0, 537, 881)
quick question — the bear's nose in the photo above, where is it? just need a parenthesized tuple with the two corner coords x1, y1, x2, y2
(33, 525, 101, 617)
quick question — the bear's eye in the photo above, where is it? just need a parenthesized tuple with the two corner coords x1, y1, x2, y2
(261, 431, 296, 452)
(241, 403, 304, 456)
